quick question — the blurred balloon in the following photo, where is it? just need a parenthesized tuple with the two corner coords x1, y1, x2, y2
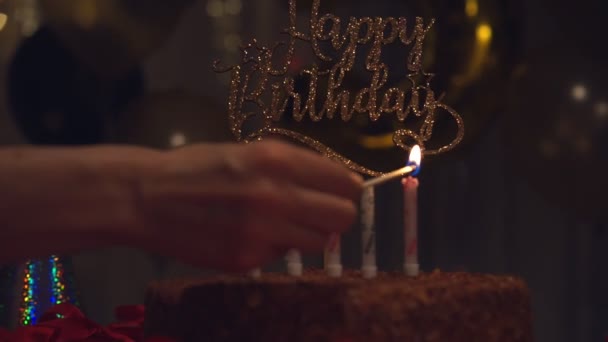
(8, 26, 144, 145)
(274, 0, 523, 171)
(506, 45, 608, 221)
(38, 0, 197, 79)
(114, 90, 232, 148)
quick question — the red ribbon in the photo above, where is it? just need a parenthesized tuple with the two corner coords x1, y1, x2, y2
(0, 304, 357, 342)
(0, 304, 174, 342)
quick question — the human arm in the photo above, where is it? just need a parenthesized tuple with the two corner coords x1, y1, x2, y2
(0, 141, 363, 271)
(0, 145, 152, 262)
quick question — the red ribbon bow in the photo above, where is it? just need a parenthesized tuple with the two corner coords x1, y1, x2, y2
(0, 304, 173, 342)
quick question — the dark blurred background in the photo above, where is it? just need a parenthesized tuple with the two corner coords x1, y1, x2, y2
(0, 0, 606, 341)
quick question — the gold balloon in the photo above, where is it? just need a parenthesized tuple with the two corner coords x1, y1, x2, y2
(38, 0, 196, 78)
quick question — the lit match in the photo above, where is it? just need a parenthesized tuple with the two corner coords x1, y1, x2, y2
(363, 145, 422, 188)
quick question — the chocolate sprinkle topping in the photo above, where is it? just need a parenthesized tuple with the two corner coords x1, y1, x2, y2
(144, 270, 533, 342)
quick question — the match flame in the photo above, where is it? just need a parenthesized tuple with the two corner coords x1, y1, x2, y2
(408, 145, 422, 167)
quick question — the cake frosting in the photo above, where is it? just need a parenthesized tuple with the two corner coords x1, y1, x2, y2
(144, 270, 533, 342)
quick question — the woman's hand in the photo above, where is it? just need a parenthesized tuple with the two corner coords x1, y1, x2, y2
(136, 140, 363, 272)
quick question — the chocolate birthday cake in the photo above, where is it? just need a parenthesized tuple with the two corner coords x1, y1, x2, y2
(144, 270, 534, 342)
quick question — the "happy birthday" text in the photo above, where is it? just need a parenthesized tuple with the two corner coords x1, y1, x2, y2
(213, 0, 464, 174)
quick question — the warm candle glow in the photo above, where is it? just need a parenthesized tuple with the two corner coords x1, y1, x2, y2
(408, 145, 422, 167)
(363, 145, 422, 188)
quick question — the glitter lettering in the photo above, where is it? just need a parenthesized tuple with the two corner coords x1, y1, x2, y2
(213, 0, 464, 176)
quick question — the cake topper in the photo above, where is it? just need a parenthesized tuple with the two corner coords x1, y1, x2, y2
(213, 0, 464, 176)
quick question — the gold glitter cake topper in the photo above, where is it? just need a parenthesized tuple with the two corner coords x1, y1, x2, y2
(213, 0, 464, 176)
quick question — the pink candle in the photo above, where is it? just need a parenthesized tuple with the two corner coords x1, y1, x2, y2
(402, 176, 419, 276)
(324, 234, 342, 277)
